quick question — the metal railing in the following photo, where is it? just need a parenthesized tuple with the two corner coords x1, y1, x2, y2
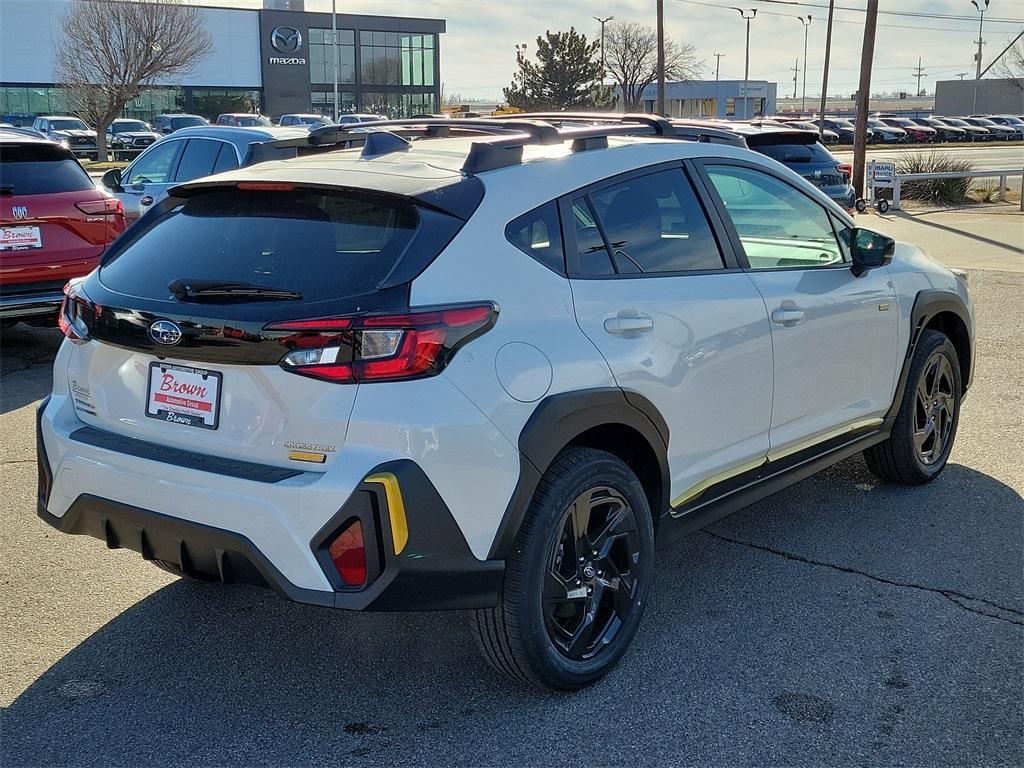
(891, 167, 1024, 211)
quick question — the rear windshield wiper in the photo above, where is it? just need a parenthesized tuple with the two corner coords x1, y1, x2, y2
(168, 279, 302, 301)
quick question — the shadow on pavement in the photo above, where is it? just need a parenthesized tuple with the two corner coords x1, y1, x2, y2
(3, 459, 1022, 767)
(0, 324, 62, 415)
(884, 210, 1024, 253)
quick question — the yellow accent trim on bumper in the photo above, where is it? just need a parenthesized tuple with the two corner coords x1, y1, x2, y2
(288, 450, 326, 464)
(366, 472, 408, 555)
(670, 417, 885, 509)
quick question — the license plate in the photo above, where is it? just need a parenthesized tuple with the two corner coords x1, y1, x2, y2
(0, 225, 42, 251)
(146, 362, 222, 430)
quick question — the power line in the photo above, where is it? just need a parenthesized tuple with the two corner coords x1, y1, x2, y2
(748, 0, 1023, 24)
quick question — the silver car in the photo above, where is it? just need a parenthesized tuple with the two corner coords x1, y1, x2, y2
(100, 125, 309, 222)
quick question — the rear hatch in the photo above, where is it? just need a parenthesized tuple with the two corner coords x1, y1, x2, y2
(0, 142, 122, 289)
(62, 183, 475, 471)
(746, 132, 851, 192)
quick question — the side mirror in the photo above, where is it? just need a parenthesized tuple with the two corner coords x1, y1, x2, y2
(101, 167, 123, 192)
(850, 227, 895, 277)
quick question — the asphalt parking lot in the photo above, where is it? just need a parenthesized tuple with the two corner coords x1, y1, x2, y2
(1, 269, 1022, 767)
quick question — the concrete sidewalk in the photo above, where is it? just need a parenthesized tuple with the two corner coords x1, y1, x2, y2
(861, 203, 1024, 272)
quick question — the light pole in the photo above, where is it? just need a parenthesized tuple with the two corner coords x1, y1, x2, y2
(594, 16, 613, 78)
(656, 0, 666, 116)
(713, 52, 724, 117)
(971, 0, 990, 114)
(331, 0, 339, 120)
(798, 15, 812, 113)
(733, 8, 757, 118)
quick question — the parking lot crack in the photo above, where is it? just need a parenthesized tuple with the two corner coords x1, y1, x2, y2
(704, 531, 1024, 627)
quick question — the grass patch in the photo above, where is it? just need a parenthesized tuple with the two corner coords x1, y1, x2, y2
(895, 152, 975, 205)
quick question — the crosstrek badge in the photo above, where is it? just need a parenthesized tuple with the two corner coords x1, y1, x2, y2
(145, 362, 222, 430)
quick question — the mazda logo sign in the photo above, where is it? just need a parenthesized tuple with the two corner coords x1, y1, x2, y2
(271, 25, 302, 54)
(149, 320, 183, 346)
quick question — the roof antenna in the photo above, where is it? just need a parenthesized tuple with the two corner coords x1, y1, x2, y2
(360, 130, 412, 159)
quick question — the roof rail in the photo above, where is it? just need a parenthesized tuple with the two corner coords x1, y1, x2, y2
(493, 112, 675, 135)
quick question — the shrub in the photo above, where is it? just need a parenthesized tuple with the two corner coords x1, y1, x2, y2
(895, 152, 975, 204)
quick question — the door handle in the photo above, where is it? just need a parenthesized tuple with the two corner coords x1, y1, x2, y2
(604, 314, 654, 335)
(140, 195, 154, 206)
(771, 308, 805, 326)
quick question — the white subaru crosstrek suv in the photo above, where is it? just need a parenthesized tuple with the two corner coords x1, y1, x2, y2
(37, 115, 974, 690)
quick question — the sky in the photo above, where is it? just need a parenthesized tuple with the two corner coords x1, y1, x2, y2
(190, 0, 1024, 100)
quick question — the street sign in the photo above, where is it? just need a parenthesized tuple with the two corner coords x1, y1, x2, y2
(871, 161, 896, 187)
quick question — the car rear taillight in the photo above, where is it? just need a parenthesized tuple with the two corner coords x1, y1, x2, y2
(328, 519, 367, 587)
(75, 198, 124, 217)
(266, 303, 496, 384)
(837, 163, 852, 179)
(58, 280, 91, 343)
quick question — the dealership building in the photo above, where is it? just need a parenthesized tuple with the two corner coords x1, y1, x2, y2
(0, 0, 445, 122)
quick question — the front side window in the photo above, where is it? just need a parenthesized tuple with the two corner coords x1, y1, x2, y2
(580, 168, 724, 275)
(126, 140, 181, 185)
(505, 202, 564, 273)
(705, 164, 844, 269)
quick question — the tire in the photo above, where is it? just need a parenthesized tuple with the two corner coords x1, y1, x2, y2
(864, 329, 961, 485)
(473, 447, 655, 690)
(876, 199, 890, 214)
(855, 199, 868, 213)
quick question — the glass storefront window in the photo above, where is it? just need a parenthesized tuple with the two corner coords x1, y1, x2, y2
(310, 27, 356, 85)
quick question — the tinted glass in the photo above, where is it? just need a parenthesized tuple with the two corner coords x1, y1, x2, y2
(171, 117, 206, 130)
(505, 202, 564, 273)
(754, 141, 834, 164)
(0, 143, 93, 194)
(174, 139, 222, 182)
(211, 143, 239, 174)
(571, 197, 614, 276)
(126, 140, 180, 185)
(235, 116, 271, 127)
(112, 121, 149, 133)
(100, 190, 419, 303)
(50, 119, 88, 131)
(706, 165, 844, 269)
(588, 169, 723, 274)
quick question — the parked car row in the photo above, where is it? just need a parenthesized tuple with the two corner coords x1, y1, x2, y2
(774, 113, 1024, 144)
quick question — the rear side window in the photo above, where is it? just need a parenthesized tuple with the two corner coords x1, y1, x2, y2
(752, 140, 834, 164)
(0, 143, 93, 194)
(581, 168, 724, 275)
(212, 143, 239, 174)
(505, 202, 564, 273)
(100, 189, 421, 303)
(174, 139, 223, 182)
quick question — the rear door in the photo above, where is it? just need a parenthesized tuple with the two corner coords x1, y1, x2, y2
(697, 160, 898, 455)
(565, 164, 774, 508)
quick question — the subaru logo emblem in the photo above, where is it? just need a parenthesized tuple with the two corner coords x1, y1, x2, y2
(271, 25, 302, 54)
(149, 319, 183, 346)
(11, 206, 28, 220)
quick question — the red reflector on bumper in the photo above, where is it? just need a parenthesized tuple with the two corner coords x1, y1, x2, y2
(328, 519, 367, 587)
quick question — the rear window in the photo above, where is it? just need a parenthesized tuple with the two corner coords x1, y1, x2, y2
(100, 189, 421, 303)
(752, 139, 835, 164)
(0, 143, 93, 194)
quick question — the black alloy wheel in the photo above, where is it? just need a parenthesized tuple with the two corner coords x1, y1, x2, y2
(543, 485, 642, 661)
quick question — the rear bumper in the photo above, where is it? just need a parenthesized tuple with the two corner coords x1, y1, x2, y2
(36, 398, 504, 611)
(0, 289, 64, 319)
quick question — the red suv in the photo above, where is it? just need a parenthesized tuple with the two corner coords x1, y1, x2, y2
(0, 129, 126, 327)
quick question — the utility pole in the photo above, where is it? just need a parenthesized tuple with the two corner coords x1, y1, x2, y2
(593, 16, 614, 77)
(798, 15, 811, 113)
(818, 0, 834, 140)
(791, 59, 800, 99)
(331, 0, 339, 120)
(853, 0, 879, 200)
(913, 57, 926, 96)
(656, 0, 666, 116)
(735, 8, 757, 119)
(957, 72, 968, 80)
(971, 0, 990, 114)
(714, 52, 724, 117)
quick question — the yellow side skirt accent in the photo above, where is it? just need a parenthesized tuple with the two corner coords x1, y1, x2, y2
(670, 417, 884, 509)
(366, 472, 408, 555)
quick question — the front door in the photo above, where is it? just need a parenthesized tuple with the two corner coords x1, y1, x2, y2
(699, 161, 899, 455)
(565, 164, 774, 509)
(117, 138, 184, 222)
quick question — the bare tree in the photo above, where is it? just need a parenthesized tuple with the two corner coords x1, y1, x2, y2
(56, 0, 212, 160)
(603, 21, 703, 112)
(992, 38, 1024, 92)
